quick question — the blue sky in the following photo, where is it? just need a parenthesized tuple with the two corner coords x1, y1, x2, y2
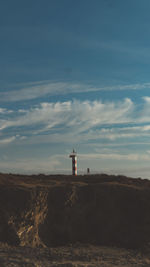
(1, 0, 150, 177)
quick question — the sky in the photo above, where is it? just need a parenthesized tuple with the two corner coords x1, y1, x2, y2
(1, 0, 150, 177)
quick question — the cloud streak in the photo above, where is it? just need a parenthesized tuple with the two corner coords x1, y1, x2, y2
(0, 155, 62, 174)
(1, 97, 150, 175)
(79, 152, 150, 162)
(0, 98, 134, 133)
(1, 97, 150, 146)
(0, 136, 16, 144)
(1, 81, 150, 102)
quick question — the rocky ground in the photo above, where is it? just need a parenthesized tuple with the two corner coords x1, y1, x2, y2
(0, 244, 150, 267)
(0, 173, 150, 266)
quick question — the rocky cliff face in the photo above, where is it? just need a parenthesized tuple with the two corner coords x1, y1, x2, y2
(0, 173, 150, 249)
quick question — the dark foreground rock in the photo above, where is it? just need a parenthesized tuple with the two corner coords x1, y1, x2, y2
(0, 173, 150, 249)
(0, 244, 150, 267)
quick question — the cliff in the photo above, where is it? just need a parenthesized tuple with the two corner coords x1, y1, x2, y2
(0, 173, 150, 249)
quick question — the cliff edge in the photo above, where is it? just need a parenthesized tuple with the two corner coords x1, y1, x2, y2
(0, 173, 150, 249)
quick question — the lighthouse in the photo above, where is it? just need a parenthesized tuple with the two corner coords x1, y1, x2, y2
(69, 149, 77, 176)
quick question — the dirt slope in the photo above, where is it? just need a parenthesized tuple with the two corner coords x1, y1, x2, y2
(0, 173, 150, 249)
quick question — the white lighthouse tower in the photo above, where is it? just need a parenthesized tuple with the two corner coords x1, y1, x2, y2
(69, 149, 77, 176)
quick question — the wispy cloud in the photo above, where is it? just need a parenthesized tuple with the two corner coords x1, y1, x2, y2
(0, 136, 16, 144)
(1, 97, 150, 146)
(79, 152, 150, 161)
(0, 98, 133, 133)
(0, 108, 13, 114)
(83, 124, 150, 141)
(1, 81, 150, 102)
(0, 155, 62, 174)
